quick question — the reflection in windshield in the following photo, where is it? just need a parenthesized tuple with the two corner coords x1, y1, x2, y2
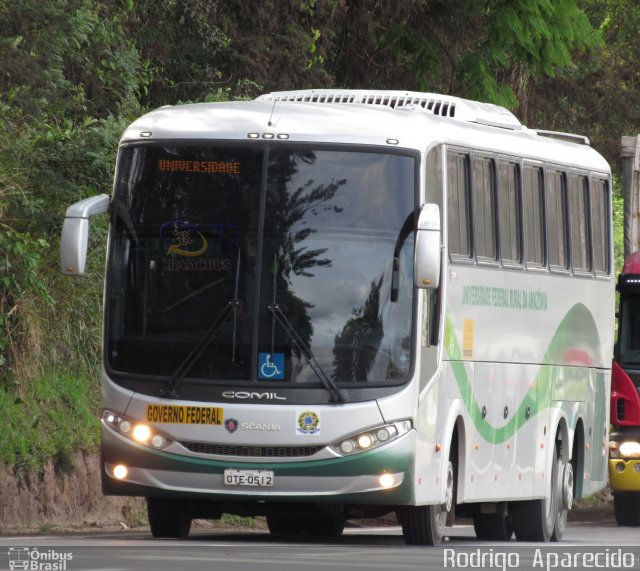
(333, 276, 384, 382)
(268, 302, 346, 402)
(106, 145, 416, 387)
(260, 149, 414, 385)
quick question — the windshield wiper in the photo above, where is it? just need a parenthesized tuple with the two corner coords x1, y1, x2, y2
(162, 250, 243, 399)
(268, 303, 346, 403)
(161, 298, 242, 399)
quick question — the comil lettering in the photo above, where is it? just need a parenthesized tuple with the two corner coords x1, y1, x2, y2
(222, 391, 287, 401)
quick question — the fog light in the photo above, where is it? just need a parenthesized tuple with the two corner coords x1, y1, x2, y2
(132, 424, 152, 443)
(113, 464, 128, 479)
(616, 463, 626, 473)
(379, 473, 395, 488)
(357, 434, 373, 449)
(635, 464, 640, 473)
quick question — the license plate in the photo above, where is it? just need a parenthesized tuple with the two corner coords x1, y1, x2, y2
(223, 469, 274, 487)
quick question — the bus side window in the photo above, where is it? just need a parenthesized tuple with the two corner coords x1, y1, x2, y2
(447, 152, 471, 260)
(591, 178, 610, 275)
(473, 156, 497, 262)
(522, 165, 545, 268)
(545, 170, 568, 271)
(569, 174, 591, 273)
(498, 161, 521, 265)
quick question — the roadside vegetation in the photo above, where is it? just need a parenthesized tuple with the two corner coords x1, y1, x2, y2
(1, 0, 638, 470)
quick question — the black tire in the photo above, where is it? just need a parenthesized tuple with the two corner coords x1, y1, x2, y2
(512, 440, 561, 542)
(266, 514, 306, 535)
(614, 493, 640, 526)
(400, 505, 445, 545)
(473, 513, 513, 541)
(147, 497, 192, 538)
(305, 516, 346, 537)
(400, 458, 454, 545)
(512, 499, 555, 542)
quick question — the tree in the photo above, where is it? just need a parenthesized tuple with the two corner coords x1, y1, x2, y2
(329, 0, 599, 110)
(526, 0, 640, 167)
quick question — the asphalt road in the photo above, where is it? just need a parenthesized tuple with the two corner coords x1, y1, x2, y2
(2, 521, 640, 571)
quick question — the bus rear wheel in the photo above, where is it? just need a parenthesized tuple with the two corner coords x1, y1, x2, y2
(551, 451, 573, 541)
(512, 440, 565, 542)
(147, 497, 192, 538)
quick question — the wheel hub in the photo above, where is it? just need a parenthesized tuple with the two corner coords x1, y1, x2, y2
(562, 463, 574, 510)
(442, 461, 454, 513)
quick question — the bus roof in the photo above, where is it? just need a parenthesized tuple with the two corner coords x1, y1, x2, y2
(121, 90, 609, 173)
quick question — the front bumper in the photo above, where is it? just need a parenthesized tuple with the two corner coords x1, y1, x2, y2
(101, 425, 415, 504)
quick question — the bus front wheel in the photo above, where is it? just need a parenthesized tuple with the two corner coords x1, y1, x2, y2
(399, 505, 445, 545)
(399, 458, 454, 545)
(147, 497, 192, 538)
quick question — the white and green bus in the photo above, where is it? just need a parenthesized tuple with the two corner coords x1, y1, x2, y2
(60, 90, 614, 544)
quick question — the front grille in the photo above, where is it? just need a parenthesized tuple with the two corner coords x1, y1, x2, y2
(180, 441, 323, 458)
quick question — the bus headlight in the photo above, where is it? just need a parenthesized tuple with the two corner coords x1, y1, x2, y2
(132, 423, 152, 443)
(102, 410, 171, 450)
(330, 420, 412, 456)
(619, 441, 640, 458)
(357, 434, 373, 449)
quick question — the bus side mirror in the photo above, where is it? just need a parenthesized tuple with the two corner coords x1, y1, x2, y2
(414, 203, 441, 290)
(60, 194, 110, 276)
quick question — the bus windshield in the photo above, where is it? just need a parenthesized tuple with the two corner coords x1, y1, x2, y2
(106, 144, 416, 387)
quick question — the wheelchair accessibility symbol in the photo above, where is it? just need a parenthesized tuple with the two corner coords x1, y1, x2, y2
(259, 353, 284, 380)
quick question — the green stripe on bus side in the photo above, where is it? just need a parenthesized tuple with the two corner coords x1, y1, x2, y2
(444, 303, 601, 444)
